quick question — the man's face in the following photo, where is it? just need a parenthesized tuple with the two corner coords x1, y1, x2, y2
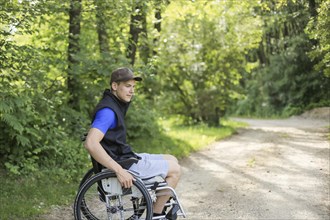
(112, 79, 136, 103)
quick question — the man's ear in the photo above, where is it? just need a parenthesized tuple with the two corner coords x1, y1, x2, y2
(111, 82, 118, 91)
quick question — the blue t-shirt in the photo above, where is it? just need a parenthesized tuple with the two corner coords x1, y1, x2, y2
(91, 108, 117, 134)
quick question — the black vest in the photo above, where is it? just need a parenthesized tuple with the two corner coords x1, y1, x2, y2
(92, 89, 138, 162)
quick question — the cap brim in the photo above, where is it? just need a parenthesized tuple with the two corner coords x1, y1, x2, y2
(115, 75, 142, 82)
(133, 76, 142, 81)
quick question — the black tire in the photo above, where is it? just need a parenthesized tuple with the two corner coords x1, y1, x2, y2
(79, 168, 94, 188)
(76, 168, 96, 219)
(74, 170, 153, 220)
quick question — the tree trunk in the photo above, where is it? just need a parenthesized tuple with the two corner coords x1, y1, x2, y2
(257, 38, 267, 65)
(139, 10, 150, 64)
(153, 0, 170, 55)
(153, 4, 162, 55)
(95, 0, 110, 57)
(308, 0, 317, 17)
(127, 4, 144, 66)
(308, 0, 318, 46)
(67, 0, 81, 110)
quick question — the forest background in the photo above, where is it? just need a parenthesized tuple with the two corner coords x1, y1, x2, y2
(0, 0, 329, 218)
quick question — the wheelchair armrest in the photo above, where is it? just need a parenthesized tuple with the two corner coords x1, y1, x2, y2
(91, 157, 139, 173)
(142, 176, 166, 185)
(117, 157, 139, 169)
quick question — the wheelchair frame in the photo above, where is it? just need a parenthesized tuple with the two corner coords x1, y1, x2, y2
(73, 158, 186, 220)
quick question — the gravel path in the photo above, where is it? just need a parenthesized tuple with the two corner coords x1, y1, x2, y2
(177, 116, 329, 219)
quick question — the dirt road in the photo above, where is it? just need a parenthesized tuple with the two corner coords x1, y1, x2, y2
(178, 116, 329, 219)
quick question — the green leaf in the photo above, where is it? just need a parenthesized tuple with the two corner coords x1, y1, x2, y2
(0, 113, 24, 134)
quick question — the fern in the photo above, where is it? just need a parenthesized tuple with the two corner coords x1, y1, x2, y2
(0, 101, 13, 113)
(14, 134, 31, 147)
(0, 113, 24, 134)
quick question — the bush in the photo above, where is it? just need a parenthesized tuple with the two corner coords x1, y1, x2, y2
(126, 96, 162, 142)
(282, 105, 303, 118)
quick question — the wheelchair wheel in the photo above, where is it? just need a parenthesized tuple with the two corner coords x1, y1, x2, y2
(74, 170, 153, 220)
(79, 168, 94, 188)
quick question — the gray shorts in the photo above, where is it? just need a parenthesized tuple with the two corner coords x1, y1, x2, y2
(128, 153, 169, 179)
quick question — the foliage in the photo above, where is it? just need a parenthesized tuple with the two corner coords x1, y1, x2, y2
(262, 35, 328, 112)
(0, 1, 88, 175)
(306, 0, 330, 77)
(126, 95, 162, 141)
(232, 0, 330, 117)
(153, 0, 262, 125)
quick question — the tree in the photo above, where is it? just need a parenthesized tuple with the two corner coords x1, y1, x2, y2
(0, 0, 88, 174)
(67, 0, 82, 110)
(235, 0, 329, 116)
(95, 0, 110, 58)
(306, 0, 330, 77)
(127, 1, 147, 66)
(154, 0, 261, 124)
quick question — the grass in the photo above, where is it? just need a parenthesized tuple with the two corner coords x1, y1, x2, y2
(0, 168, 84, 220)
(159, 117, 245, 152)
(0, 117, 246, 219)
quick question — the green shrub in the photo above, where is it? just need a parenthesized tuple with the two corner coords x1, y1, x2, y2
(282, 105, 303, 118)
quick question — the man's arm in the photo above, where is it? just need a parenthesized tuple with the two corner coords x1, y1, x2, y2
(84, 128, 135, 188)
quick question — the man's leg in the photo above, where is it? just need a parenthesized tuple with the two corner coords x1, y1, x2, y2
(153, 155, 181, 214)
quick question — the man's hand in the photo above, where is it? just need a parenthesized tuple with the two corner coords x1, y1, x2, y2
(115, 169, 135, 188)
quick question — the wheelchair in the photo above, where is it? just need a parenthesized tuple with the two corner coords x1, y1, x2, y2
(73, 157, 186, 220)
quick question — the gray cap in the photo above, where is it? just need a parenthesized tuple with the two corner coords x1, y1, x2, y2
(110, 67, 142, 84)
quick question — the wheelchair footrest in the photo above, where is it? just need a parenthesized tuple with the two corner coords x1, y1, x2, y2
(165, 203, 180, 220)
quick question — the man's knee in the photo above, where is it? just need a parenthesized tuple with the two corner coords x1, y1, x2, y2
(168, 160, 181, 178)
(166, 160, 181, 188)
(164, 154, 179, 164)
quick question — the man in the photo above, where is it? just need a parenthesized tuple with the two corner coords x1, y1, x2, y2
(84, 67, 181, 217)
